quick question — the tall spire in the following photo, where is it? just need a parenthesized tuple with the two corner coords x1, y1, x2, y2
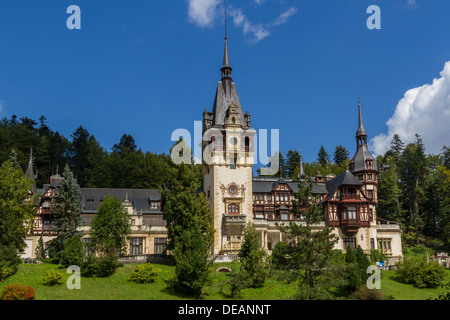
(221, 0, 232, 79)
(25, 148, 37, 194)
(357, 96, 367, 137)
(298, 151, 304, 180)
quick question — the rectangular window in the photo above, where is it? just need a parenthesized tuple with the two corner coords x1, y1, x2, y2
(154, 238, 167, 255)
(281, 213, 288, 220)
(370, 238, 375, 249)
(130, 237, 143, 256)
(348, 206, 357, 220)
(276, 194, 280, 202)
(342, 208, 347, 220)
(343, 238, 356, 249)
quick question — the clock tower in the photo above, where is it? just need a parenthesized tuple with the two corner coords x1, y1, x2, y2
(202, 34, 256, 255)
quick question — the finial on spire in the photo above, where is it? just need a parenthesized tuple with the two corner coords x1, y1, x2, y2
(221, 0, 232, 79)
(225, 0, 227, 40)
(357, 96, 366, 137)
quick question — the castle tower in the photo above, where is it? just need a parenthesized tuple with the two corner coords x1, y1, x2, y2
(349, 98, 378, 246)
(202, 23, 256, 255)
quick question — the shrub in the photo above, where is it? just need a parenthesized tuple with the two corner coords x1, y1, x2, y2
(0, 244, 21, 280)
(129, 264, 158, 283)
(60, 236, 84, 268)
(0, 266, 17, 281)
(0, 284, 35, 300)
(395, 256, 446, 288)
(42, 269, 64, 286)
(81, 253, 120, 277)
(352, 285, 384, 300)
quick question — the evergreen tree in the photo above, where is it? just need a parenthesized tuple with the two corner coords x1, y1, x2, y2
(317, 145, 330, 167)
(443, 146, 450, 169)
(90, 196, 131, 256)
(390, 134, 405, 164)
(239, 223, 269, 288)
(333, 145, 349, 166)
(276, 179, 338, 299)
(60, 235, 84, 267)
(35, 236, 46, 260)
(162, 140, 214, 296)
(50, 165, 83, 259)
(286, 150, 301, 179)
(377, 153, 403, 222)
(398, 134, 427, 244)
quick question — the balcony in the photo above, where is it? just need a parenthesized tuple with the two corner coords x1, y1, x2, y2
(377, 224, 401, 231)
(223, 214, 247, 225)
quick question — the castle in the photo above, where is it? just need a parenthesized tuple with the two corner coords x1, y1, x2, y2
(20, 34, 403, 266)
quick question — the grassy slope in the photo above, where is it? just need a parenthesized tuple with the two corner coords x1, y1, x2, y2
(0, 262, 448, 300)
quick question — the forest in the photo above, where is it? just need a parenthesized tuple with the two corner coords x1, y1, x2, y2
(1, 115, 449, 250)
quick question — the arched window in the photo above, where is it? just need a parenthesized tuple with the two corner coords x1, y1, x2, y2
(228, 203, 240, 215)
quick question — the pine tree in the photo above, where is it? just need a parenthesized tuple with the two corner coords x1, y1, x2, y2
(317, 145, 330, 167)
(333, 145, 349, 166)
(162, 140, 214, 296)
(277, 179, 338, 299)
(286, 150, 301, 179)
(239, 223, 269, 288)
(50, 165, 83, 259)
(35, 236, 46, 260)
(390, 134, 405, 164)
(398, 134, 427, 244)
(377, 153, 403, 222)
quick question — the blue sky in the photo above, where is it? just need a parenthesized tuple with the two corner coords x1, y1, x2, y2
(0, 0, 449, 164)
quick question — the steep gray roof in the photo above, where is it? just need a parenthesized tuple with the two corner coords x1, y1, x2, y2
(212, 79, 246, 127)
(324, 170, 363, 201)
(80, 188, 162, 214)
(350, 146, 377, 172)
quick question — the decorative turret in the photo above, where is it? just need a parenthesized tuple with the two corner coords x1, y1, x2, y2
(349, 97, 378, 205)
(350, 98, 377, 173)
(298, 152, 304, 180)
(25, 148, 38, 194)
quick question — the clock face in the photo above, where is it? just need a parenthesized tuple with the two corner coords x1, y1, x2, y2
(229, 185, 237, 194)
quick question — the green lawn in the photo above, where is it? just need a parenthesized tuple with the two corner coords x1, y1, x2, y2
(0, 262, 297, 300)
(379, 269, 450, 300)
(0, 262, 448, 300)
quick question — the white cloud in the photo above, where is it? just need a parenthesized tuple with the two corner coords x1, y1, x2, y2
(229, 7, 270, 44)
(186, 0, 221, 27)
(272, 7, 298, 27)
(186, 0, 297, 44)
(371, 61, 450, 156)
(229, 6, 297, 44)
